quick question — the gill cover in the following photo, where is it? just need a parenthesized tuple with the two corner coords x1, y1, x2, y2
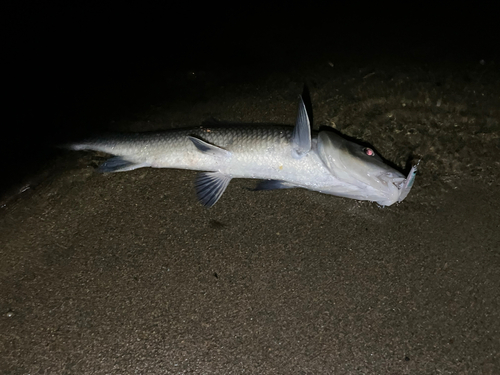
(317, 131, 407, 205)
(317, 132, 397, 186)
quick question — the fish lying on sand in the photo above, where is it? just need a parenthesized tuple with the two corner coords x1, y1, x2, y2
(67, 96, 417, 207)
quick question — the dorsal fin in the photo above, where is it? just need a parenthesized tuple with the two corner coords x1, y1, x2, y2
(188, 136, 231, 157)
(291, 96, 312, 159)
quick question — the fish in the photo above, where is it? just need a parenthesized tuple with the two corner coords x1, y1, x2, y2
(67, 96, 417, 207)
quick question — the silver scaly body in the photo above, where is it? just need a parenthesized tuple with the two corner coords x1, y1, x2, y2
(69, 97, 417, 207)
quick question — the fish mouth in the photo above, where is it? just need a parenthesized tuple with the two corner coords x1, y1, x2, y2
(375, 160, 419, 204)
(361, 166, 417, 206)
(396, 162, 419, 203)
(317, 131, 418, 205)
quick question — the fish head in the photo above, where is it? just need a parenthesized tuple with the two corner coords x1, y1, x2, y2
(317, 131, 416, 206)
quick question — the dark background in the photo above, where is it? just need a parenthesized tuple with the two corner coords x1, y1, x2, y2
(2, 4, 500, 374)
(3, 2, 499, 197)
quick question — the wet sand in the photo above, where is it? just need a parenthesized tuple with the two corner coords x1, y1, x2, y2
(1, 56, 499, 373)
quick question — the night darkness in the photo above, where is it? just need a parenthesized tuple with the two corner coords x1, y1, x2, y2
(4, 4, 498, 197)
(2, 3, 500, 374)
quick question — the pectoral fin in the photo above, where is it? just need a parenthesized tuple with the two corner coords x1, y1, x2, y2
(195, 172, 232, 207)
(291, 96, 312, 159)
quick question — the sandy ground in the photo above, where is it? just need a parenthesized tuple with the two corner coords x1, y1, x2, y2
(1, 58, 499, 374)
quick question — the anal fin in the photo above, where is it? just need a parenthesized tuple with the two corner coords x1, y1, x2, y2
(98, 157, 148, 173)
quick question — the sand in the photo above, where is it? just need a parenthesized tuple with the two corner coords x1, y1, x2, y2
(1, 57, 499, 374)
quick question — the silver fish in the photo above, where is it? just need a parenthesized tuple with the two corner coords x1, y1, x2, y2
(68, 97, 417, 207)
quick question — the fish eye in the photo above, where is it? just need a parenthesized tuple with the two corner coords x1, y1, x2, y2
(363, 147, 375, 156)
